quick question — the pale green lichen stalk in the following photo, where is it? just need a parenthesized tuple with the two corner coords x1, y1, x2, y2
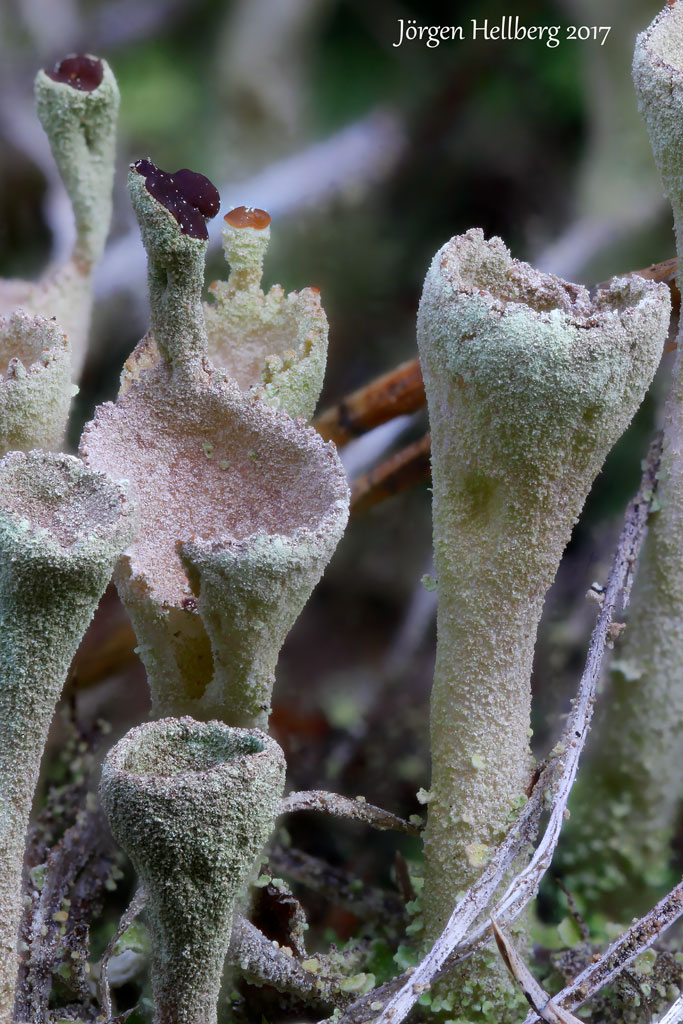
(559, 0, 683, 917)
(0, 56, 119, 380)
(0, 451, 134, 1023)
(35, 58, 119, 272)
(181, 529, 346, 728)
(204, 208, 328, 419)
(128, 169, 209, 368)
(100, 717, 286, 1024)
(0, 311, 74, 454)
(82, 164, 349, 727)
(417, 229, 669, 1020)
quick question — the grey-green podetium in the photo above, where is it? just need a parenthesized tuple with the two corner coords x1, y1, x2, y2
(0, 55, 119, 381)
(100, 716, 286, 1024)
(417, 228, 669, 1021)
(82, 162, 348, 728)
(0, 451, 134, 1022)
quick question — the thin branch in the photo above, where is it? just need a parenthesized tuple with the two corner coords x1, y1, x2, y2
(314, 359, 425, 446)
(363, 437, 661, 1024)
(350, 434, 431, 512)
(281, 791, 420, 834)
(522, 877, 683, 1024)
(25, 809, 105, 1021)
(268, 845, 406, 930)
(99, 887, 147, 1021)
(229, 915, 339, 1007)
(492, 920, 583, 1024)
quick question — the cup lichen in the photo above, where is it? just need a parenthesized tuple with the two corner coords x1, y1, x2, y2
(0, 311, 73, 454)
(100, 716, 286, 1024)
(416, 228, 670, 1019)
(0, 450, 134, 1021)
(81, 163, 349, 727)
(204, 206, 328, 419)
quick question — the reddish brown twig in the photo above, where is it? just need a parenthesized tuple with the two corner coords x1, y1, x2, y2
(313, 358, 425, 446)
(350, 433, 431, 512)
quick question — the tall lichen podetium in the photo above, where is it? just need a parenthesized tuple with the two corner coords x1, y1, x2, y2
(82, 161, 349, 727)
(0, 55, 119, 379)
(558, 0, 683, 918)
(100, 717, 285, 1024)
(0, 451, 134, 1023)
(417, 228, 670, 1020)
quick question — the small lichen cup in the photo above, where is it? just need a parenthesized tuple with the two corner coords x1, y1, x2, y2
(82, 163, 349, 728)
(204, 205, 328, 419)
(0, 450, 134, 1021)
(100, 716, 286, 1024)
(417, 228, 670, 1020)
(0, 311, 74, 455)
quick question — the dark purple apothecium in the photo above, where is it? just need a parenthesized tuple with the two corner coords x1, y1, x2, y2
(45, 55, 103, 92)
(134, 160, 220, 240)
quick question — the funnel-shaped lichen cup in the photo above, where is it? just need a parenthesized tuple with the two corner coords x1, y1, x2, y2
(82, 162, 349, 727)
(0, 311, 73, 454)
(100, 717, 285, 1024)
(417, 228, 669, 1017)
(0, 450, 134, 1020)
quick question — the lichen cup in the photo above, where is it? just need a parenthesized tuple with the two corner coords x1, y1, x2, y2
(417, 227, 670, 1020)
(100, 717, 285, 1024)
(0, 450, 134, 1021)
(0, 55, 119, 381)
(0, 311, 73, 454)
(82, 162, 349, 727)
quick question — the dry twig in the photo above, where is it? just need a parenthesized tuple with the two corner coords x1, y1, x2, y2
(350, 433, 431, 512)
(314, 359, 425, 446)
(281, 790, 420, 834)
(24, 809, 106, 1021)
(229, 916, 339, 1007)
(658, 995, 683, 1024)
(268, 845, 406, 930)
(492, 919, 583, 1024)
(522, 877, 683, 1024)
